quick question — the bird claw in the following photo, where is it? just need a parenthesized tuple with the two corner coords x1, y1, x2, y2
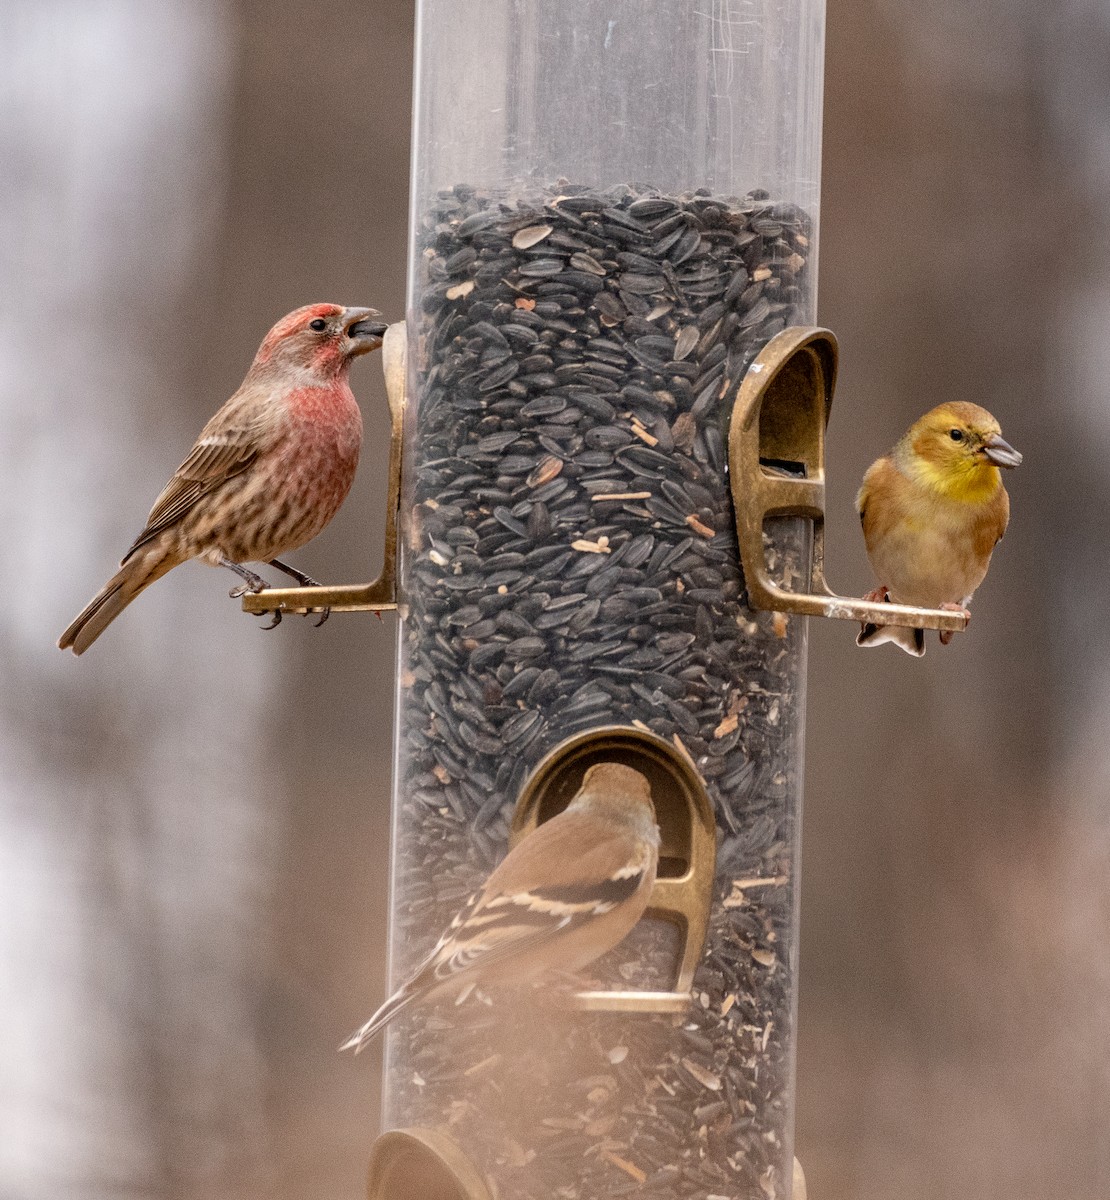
(255, 604, 327, 629)
(228, 573, 268, 599)
(938, 603, 970, 645)
(858, 586, 890, 641)
(229, 582, 264, 599)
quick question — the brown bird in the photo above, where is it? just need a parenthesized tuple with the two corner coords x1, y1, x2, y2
(59, 303, 388, 654)
(341, 762, 660, 1052)
(856, 401, 1022, 655)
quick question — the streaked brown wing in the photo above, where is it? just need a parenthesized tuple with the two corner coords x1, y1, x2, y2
(122, 428, 259, 561)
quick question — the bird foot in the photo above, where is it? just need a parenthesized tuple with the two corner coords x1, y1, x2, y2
(266, 559, 329, 627)
(268, 558, 322, 588)
(221, 556, 270, 598)
(858, 586, 891, 640)
(938, 602, 970, 646)
(256, 604, 327, 630)
(227, 573, 268, 599)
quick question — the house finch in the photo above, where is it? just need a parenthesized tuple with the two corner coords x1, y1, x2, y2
(856, 401, 1022, 656)
(341, 762, 660, 1053)
(58, 303, 388, 655)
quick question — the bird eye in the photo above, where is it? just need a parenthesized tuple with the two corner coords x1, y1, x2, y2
(309, 318, 327, 331)
(949, 428, 964, 442)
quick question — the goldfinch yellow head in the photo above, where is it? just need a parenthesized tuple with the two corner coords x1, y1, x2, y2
(898, 401, 1022, 500)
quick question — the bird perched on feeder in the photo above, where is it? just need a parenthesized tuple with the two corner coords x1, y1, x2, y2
(340, 762, 660, 1053)
(856, 401, 1022, 656)
(58, 303, 389, 655)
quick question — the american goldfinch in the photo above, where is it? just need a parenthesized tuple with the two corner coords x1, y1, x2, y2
(340, 762, 660, 1053)
(856, 401, 1021, 656)
(58, 304, 388, 654)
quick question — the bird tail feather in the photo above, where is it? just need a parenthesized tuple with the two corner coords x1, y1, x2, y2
(856, 621, 926, 657)
(338, 987, 419, 1054)
(58, 549, 176, 655)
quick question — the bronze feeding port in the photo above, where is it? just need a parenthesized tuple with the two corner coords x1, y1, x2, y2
(367, 1128, 492, 1200)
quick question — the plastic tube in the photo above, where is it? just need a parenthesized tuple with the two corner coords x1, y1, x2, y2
(379, 4, 825, 1197)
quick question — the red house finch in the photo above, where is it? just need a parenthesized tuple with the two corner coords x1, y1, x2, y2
(341, 762, 660, 1052)
(856, 402, 1021, 655)
(59, 303, 388, 655)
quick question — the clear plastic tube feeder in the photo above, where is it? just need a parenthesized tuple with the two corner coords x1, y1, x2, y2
(376, 2, 826, 1197)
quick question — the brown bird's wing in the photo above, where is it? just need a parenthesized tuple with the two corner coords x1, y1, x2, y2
(856, 456, 909, 559)
(857, 456, 884, 527)
(484, 809, 649, 896)
(970, 480, 1010, 560)
(988, 483, 1010, 544)
(422, 812, 652, 985)
(122, 398, 270, 561)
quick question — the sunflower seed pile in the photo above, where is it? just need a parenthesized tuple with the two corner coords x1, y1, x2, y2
(384, 182, 813, 1199)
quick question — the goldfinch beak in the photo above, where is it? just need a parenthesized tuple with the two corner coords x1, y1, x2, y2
(982, 434, 1022, 468)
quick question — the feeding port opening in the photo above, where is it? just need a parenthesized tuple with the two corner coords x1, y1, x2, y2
(755, 333, 834, 482)
(367, 1129, 490, 1200)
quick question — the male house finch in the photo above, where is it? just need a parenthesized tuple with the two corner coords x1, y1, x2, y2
(58, 303, 388, 655)
(856, 401, 1022, 656)
(341, 762, 660, 1053)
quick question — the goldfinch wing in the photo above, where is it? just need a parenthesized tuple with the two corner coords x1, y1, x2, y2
(424, 813, 653, 984)
(856, 456, 902, 546)
(986, 484, 1009, 545)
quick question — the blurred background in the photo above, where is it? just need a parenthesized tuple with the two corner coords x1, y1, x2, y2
(1, 1, 1107, 1197)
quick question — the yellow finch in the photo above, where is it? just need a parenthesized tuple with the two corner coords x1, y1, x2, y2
(341, 762, 659, 1052)
(856, 401, 1021, 656)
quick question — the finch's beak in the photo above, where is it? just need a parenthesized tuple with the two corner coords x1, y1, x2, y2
(981, 434, 1023, 468)
(344, 308, 389, 355)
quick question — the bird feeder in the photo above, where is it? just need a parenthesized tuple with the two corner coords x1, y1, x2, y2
(240, 2, 963, 1196)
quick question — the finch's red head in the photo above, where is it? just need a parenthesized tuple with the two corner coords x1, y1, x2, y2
(253, 303, 389, 376)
